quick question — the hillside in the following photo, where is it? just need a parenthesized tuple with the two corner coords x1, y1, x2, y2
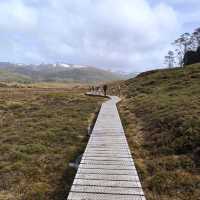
(0, 62, 125, 83)
(117, 64, 200, 200)
(41, 67, 124, 83)
(0, 69, 31, 83)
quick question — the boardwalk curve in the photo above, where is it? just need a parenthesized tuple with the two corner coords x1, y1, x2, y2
(67, 95, 146, 200)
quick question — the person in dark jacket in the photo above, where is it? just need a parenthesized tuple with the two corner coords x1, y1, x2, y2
(91, 86, 95, 93)
(103, 84, 108, 96)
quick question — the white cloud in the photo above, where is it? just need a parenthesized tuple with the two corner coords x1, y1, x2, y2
(0, 0, 184, 72)
(0, 0, 37, 32)
(151, 0, 200, 29)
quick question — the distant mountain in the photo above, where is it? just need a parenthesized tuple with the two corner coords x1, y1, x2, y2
(0, 62, 127, 83)
(0, 69, 31, 83)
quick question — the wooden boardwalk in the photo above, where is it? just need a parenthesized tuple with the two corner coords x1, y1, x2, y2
(67, 95, 146, 200)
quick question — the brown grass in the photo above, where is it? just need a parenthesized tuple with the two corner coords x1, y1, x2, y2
(117, 64, 200, 200)
(0, 86, 104, 200)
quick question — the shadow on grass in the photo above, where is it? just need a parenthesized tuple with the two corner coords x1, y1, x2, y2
(49, 167, 76, 200)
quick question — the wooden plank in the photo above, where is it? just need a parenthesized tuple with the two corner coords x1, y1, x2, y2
(80, 159, 134, 166)
(82, 156, 132, 161)
(73, 179, 141, 188)
(75, 173, 140, 181)
(84, 151, 131, 155)
(68, 192, 145, 200)
(84, 148, 131, 153)
(71, 185, 144, 195)
(79, 164, 135, 170)
(87, 144, 129, 148)
(83, 154, 132, 158)
(77, 168, 138, 175)
(88, 139, 128, 142)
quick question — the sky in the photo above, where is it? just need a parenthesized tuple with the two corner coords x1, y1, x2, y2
(0, 0, 199, 72)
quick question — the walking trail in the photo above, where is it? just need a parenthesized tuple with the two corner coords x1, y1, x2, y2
(67, 95, 146, 200)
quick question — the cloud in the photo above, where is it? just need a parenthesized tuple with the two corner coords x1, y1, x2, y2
(0, 0, 185, 72)
(0, 0, 37, 32)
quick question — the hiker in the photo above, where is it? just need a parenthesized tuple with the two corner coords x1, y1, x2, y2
(97, 86, 102, 95)
(89, 86, 91, 92)
(112, 88, 115, 95)
(103, 84, 108, 96)
(94, 86, 98, 94)
(96, 86, 100, 95)
(118, 85, 121, 96)
(91, 86, 95, 93)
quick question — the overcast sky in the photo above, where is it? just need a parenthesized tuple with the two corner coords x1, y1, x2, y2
(0, 0, 199, 72)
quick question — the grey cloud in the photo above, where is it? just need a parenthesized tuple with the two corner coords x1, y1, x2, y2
(0, 0, 187, 72)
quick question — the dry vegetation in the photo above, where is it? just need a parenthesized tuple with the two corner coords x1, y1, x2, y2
(0, 85, 104, 200)
(117, 64, 200, 200)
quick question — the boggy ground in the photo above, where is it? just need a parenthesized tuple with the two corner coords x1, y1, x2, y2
(0, 85, 104, 200)
(117, 64, 200, 200)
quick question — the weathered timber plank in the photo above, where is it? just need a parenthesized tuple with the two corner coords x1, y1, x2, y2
(71, 185, 144, 195)
(68, 192, 146, 200)
(73, 179, 141, 188)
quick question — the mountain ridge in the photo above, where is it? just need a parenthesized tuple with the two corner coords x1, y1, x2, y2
(0, 62, 134, 83)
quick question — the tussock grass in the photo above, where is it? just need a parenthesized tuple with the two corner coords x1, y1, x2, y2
(118, 64, 200, 200)
(0, 86, 104, 200)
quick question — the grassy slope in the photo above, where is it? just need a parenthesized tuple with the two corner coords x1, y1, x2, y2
(118, 64, 200, 200)
(41, 67, 124, 83)
(0, 86, 104, 200)
(0, 69, 31, 83)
